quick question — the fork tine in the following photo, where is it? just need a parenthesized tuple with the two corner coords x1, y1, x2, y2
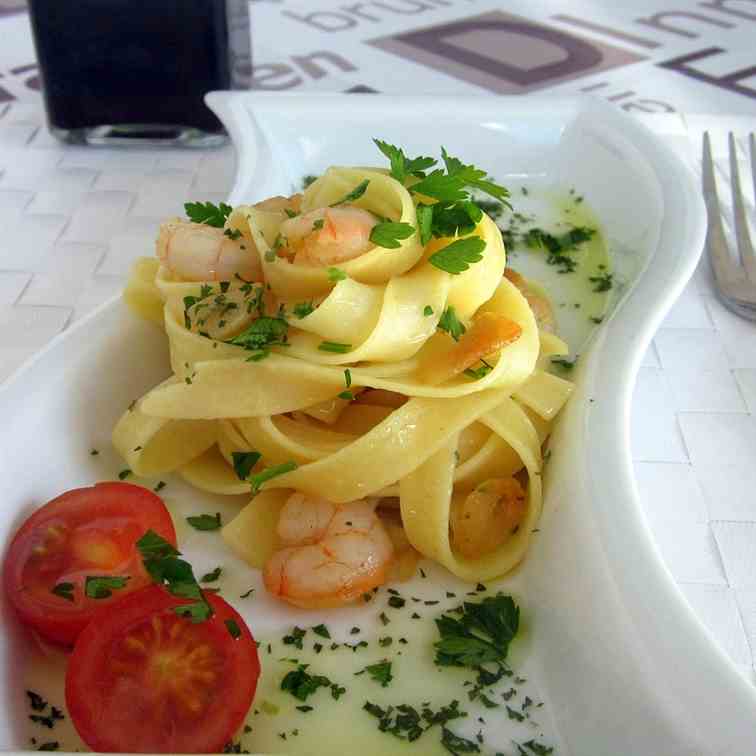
(729, 132, 756, 281)
(750, 133, 756, 213)
(702, 132, 741, 287)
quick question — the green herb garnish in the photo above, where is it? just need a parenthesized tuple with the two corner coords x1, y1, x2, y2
(281, 664, 344, 702)
(232, 451, 261, 481)
(312, 623, 331, 639)
(186, 513, 222, 531)
(327, 267, 347, 282)
(434, 594, 519, 669)
(441, 727, 480, 753)
(429, 237, 485, 275)
(550, 357, 576, 371)
(249, 461, 297, 493)
(224, 228, 242, 241)
(27, 691, 47, 712)
(185, 201, 233, 228)
(136, 530, 212, 623)
(373, 140, 437, 183)
(201, 567, 222, 583)
(118, 469, 131, 480)
(331, 179, 370, 207)
(318, 341, 351, 354)
(369, 221, 415, 249)
(293, 301, 315, 319)
(84, 575, 129, 599)
(51, 583, 74, 602)
(229, 317, 288, 352)
(356, 659, 393, 687)
(225, 619, 242, 639)
(437, 306, 466, 341)
(589, 271, 613, 292)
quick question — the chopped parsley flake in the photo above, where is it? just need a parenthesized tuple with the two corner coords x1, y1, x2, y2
(84, 575, 129, 599)
(248, 461, 297, 494)
(318, 341, 351, 354)
(201, 567, 222, 583)
(232, 451, 261, 481)
(280, 664, 344, 703)
(229, 317, 288, 353)
(423, 305, 434, 317)
(589, 271, 613, 292)
(186, 512, 222, 531)
(312, 623, 331, 639)
(550, 356, 576, 371)
(388, 595, 406, 609)
(154, 481, 166, 493)
(136, 530, 212, 624)
(437, 306, 466, 341)
(283, 626, 307, 650)
(441, 727, 480, 753)
(118, 469, 131, 480)
(225, 619, 242, 639)
(27, 691, 47, 712)
(330, 179, 370, 207)
(434, 594, 519, 669)
(521, 740, 554, 755)
(327, 267, 347, 282)
(224, 228, 242, 241)
(293, 301, 315, 319)
(51, 583, 74, 602)
(356, 659, 393, 687)
(312, 218, 324, 231)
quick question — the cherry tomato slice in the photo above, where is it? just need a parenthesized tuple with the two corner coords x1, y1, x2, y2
(3, 482, 176, 646)
(66, 586, 260, 754)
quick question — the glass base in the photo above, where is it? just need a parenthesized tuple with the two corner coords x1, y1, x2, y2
(50, 123, 228, 149)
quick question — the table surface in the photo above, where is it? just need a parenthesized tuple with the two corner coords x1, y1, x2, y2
(2, 0, 756, 689)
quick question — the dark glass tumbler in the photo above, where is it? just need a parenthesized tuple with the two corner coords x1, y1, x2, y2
(27, 0, 251, 147)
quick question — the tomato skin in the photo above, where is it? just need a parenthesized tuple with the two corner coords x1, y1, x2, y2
(3, 482, 176, 646)
(66, 586, 261, 754)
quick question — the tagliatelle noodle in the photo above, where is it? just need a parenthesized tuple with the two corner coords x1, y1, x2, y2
(136, 276, 539, 421)
(399, 397, 543, 581)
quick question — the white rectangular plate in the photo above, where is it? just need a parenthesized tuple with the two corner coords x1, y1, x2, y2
(0, 93, 752, 756)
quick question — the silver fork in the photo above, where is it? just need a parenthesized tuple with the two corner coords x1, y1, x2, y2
(702, 132, 756, 320)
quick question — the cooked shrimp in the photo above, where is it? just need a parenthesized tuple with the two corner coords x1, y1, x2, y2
(254, 193, 302, 215)
(451, 477, 526, 558)
(421, 312, 522, 384)
(280, 206, 378, 266)
(156, 219, 262, 282)
(504, 268, 555, 333)
(263, 493, 394, 609)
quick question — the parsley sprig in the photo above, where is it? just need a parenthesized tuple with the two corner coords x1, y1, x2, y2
(434, 594, 519, 669)
(136, 530, 213, 623)
(369, 221, 415, 249)
(185, 201, 232, 228)
(428, 238, 485, 275)
(373, 140, 511, 276)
